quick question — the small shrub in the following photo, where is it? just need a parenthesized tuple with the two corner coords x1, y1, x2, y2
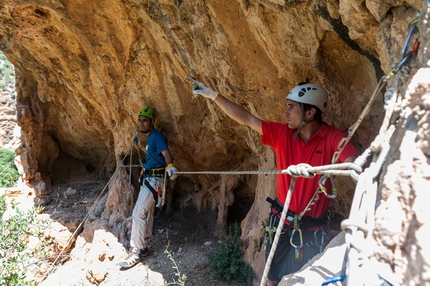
(0, 148, 19, 187)
(208, 223, 255, 282)
(0, 194, 48, 285)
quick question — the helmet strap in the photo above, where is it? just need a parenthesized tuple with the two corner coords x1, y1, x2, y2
(293, 103, 307, 140)
(293, 120, 306, 140)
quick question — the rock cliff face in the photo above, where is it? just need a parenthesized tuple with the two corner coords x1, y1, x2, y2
(0, 0, 429, 284)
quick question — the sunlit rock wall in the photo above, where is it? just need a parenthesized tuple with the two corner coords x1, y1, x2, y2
(0, 0, 426, 284)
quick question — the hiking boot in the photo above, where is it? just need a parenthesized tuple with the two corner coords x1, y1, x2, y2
(118, 252, 142, 270)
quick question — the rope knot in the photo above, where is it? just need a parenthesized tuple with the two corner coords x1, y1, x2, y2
(286, 164, 315, 178)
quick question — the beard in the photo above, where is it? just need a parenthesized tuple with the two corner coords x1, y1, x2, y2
(139, 125, 153, 134)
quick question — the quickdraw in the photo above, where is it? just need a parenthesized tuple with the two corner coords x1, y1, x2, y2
(318, 175, 337, 199)
(261, 217, 277, 246)
(314, 229, 325, 253)
(290, 215, 303, 263)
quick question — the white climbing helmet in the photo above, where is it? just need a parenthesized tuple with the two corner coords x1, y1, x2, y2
(286, 83, 328, 113)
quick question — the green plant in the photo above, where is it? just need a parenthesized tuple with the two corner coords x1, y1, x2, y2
(208, 223, 255, 282)
(0, 148, 20, 187)
(0, 194, 48, 285)
(164, 231, 187, 285)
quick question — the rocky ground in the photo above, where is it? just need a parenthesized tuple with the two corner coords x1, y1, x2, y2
(2, 180, 254, 286)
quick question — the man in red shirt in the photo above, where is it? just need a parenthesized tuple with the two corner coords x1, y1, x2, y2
(187, 78, 358, 286)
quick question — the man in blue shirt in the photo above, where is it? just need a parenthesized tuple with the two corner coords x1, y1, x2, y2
(119, 107, 177, 270)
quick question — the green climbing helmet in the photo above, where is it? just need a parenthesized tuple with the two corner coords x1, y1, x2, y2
(138, 107, 155, 121)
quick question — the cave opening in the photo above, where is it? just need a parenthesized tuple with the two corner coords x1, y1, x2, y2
(227, 175, 257, 226)
(50, 150, 99, 186)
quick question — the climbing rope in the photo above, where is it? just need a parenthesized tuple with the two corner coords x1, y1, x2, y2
(128, 144, 133, 196)
(173, 162, 362, 177)
(39, 154, 129, 284)
(260, 167, 297, 286)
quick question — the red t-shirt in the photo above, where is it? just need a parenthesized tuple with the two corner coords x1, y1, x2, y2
(262, 121, 358, 218)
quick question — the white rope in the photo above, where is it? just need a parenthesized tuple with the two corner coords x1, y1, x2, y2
(173, 162, 362, 177)
(260, 173, 297, 286)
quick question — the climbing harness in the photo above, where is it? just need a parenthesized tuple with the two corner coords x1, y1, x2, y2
(132, 130, 167, 208)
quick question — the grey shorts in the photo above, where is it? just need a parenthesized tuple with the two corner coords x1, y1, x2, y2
(264, 227, 327, 281)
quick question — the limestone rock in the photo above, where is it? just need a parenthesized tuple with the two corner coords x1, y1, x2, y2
(0, 0, 428, 285)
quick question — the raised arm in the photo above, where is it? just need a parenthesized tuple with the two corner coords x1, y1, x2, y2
(186, 77, 262, 134)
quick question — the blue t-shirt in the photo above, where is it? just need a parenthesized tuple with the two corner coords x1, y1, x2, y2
(144, 129, 168, 171)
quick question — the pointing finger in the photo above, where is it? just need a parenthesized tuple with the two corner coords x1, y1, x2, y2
(186, 77, 199, 85)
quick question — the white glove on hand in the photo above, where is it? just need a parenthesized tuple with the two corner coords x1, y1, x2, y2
(166, 163, 178, 180)
(186, 77, 219, 101)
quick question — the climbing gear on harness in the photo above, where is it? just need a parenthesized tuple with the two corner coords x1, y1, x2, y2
(138, 107, 155, 120)
(267, 198, 329, 231)
(186, 77, 219, 101)
(142, 175, 165, 211)
(290, 216, 303, 263)
(286, 83, 328, 113)
(263, 197, 332, 266)
(144, 167, 165, 178)
(261, 218, 277, 246)
(267, 197, 295, 228)
(143, 178, 160, 202)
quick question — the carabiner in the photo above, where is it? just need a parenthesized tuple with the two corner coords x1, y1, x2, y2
(387, 51, 413, 79)
(314, 229, 325, 252)
(290, 228, 303, 248)
(319, 175, 337, 199)
(401, 24, 418, 58)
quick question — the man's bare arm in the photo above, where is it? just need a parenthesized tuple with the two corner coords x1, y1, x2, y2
(187, 77, 262, 134)
(214, 94, 262, 134)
